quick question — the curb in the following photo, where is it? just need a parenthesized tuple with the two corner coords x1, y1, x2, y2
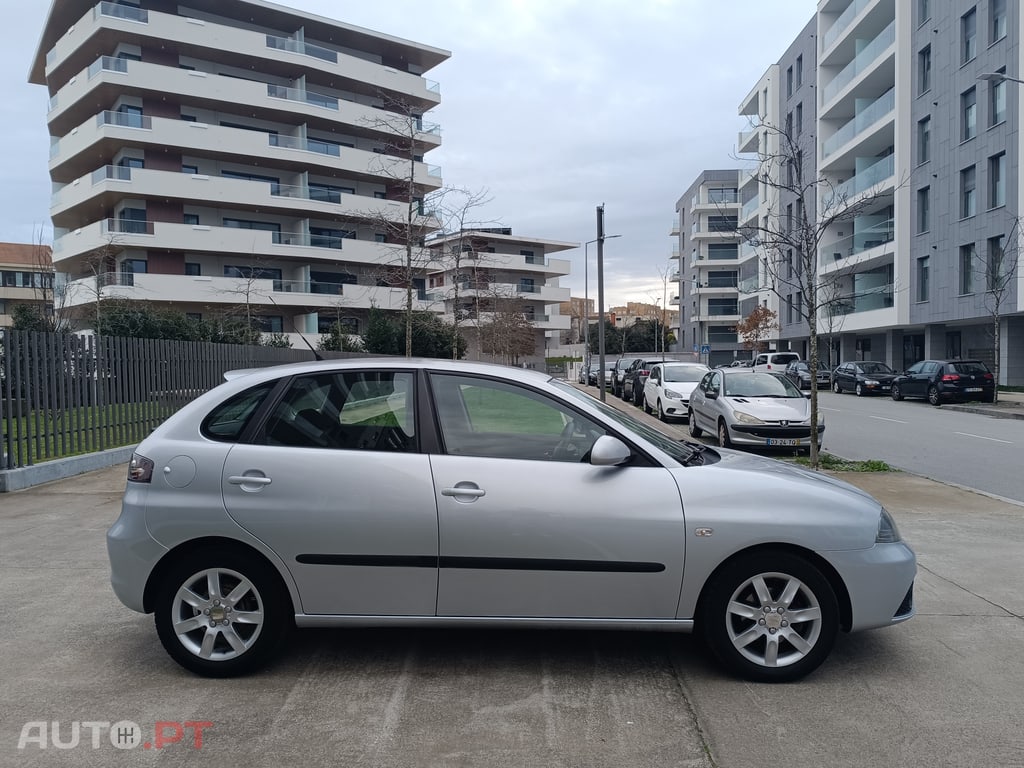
(0, 446, 134, 493)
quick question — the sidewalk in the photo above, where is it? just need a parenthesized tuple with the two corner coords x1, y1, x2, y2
(943, 389, 1024, 419)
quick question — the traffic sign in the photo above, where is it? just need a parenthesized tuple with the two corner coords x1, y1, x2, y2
(700, 344, 711, 354)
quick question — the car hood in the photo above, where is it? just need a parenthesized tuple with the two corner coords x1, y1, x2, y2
(723, 396, 811, 420)
(861, 372, 897, 382)
(664, 381, 701, 396)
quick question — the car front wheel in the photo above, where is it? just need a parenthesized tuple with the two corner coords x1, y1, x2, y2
(833, 380, 841, 394)
(717, 419, 732, 448)
(699, 551, 839, 683)
(154, 547, 292, 677)
(855, 383, 864, 397)
(688, 409, 702, 438)
(891, 384, 903, 401)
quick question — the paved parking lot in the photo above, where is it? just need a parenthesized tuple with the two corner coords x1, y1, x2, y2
(1, 463, 1022, 767)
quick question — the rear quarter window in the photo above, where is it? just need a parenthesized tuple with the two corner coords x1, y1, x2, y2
(201, 381, 277, 442)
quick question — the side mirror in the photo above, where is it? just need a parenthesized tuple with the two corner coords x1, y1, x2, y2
(706, 389, 718, 400)
(590, 435, 632, 466)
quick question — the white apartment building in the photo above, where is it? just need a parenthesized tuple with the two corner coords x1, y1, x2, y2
(719, 0, 1024, 383)
(30, 0, 449, 347)
(424, 229, 573, 367)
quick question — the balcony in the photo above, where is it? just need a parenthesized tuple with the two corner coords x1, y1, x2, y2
(265, 35, 338, 64)
(737, 128, 759, 154)
(741, 196, 759, 222)
(822, 88, 895, 161)
(821, 20, 895, 104)
(819, 219, 894, 265)
(97, 0, 148, 23)
(821, 0, 871, 52)
(670, 216, 680, 236)
(830, 154, 895, 203)
(825, 283, 895, 317)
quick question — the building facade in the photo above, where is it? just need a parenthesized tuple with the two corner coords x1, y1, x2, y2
(0, 242, 55, 328)
(30, 0, 450, 347)
(424, 229, 573, 367)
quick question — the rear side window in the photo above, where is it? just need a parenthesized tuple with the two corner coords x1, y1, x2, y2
(201, 382, 277, 442)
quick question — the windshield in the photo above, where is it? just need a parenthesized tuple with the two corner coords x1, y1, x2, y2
(663, 365, 708, 383)
(859, 362, 894, 374)
(551, 380, 702, 466)
(724, 372, 803, 398)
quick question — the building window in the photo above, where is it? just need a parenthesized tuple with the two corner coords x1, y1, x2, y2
(959, 244, 975, 294)
(989, 152, 1006, 208)
(785, 294, 793, 324)
(991, 0, 1006, 42)
(960, 166, 976, 218)
(795, 55, 803, 88)
(374, 233, 387, 243)
(962, 8, 977, 64)
(182, 164, 198, 174)
(961, 88, 977, 141)
(183, 213, 199, 225)
(918, 0, 930, 24)
(795, 103, 803, 136)
(786, 66, 793, 99)
(917, 187, 930, 233)
(916, 256, 930, 302)
(185, 262, 201, 276)
(374, 191, 387, 199)
(918, 46, 932, 95)
(917, 116, 931, 165)
(991, 76, 1007, 125)
(987, 236, 1004, 291)
(708, 298, 737, 316)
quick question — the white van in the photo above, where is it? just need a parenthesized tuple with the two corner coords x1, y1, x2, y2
(751, 351, 801, 373)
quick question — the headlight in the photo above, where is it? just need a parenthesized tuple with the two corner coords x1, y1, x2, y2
(732, 410, 765, 424)
(876, 508, 901, 543)
(665, 388, 683, 399)
(865, 379, 879, 386)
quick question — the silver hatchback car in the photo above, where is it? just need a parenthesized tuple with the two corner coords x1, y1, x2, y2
(107, 358, 914, 682)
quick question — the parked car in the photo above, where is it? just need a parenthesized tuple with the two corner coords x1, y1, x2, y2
(784, 360, 831, 390)
(107, 357, 914, 683)
(584, 364, 601, 386)
(832, 361, 898, 396)
(890, 359, 995, 405)
(611, 356, 636, 398)
(688, 368, 825, 451)
(577, 364, 591, 384)
(751, 351, 801, 374)
(623, 355, 681, 405)
(642, 362, 711, 421)
(586, 362, 614, 387)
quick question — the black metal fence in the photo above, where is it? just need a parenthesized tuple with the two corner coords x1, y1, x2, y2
(0, 330, 352, 469)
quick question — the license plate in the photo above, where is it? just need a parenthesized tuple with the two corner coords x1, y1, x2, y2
(881, 385, 890, 390)
(965, 387, 982, 392)
(767, 438, 801, 446)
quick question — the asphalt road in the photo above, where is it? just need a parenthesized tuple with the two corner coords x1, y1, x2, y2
(3, 446, 1024, 766)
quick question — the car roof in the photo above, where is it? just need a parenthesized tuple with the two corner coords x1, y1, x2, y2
(224, 357, 553, 385)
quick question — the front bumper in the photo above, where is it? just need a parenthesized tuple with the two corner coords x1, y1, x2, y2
(825, 541, 917, 631)
(728, 423, 825, 446)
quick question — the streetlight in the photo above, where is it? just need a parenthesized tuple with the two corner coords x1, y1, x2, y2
(978, 72, 1024, 84)
(582, 234, 621, 377)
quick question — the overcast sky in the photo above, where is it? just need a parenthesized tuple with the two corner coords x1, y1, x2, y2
(8, 0, 817, 308)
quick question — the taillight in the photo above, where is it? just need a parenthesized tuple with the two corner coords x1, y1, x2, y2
(984, 373, 994, 380)
(640, 368, 651, 376)
(941, 374, 959, 382)
(127, 453, 154, 483)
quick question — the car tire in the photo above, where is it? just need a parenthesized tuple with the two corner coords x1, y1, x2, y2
(927, 385, 941, 406)
(699, 551, 839, 683)
(657, 400, 667, 422)
(717, 419, 731, 449)
(833, 380, 841, 394)
(633, 388, 643, 407)
(891, 384, 903, 401)
(154, 546, 292, 677)
(643, 396, 652, 415)
(855, 383, 864, 397)
(688, 410, 702, 438)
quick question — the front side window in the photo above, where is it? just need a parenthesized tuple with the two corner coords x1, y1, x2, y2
(430, 374, 606, 462)
(263, 371, 415, 452)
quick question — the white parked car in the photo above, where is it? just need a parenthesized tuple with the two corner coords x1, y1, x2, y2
(688, 368, 824, 451)
(642, 362, 710, 422)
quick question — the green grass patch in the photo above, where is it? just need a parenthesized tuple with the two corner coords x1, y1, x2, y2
(790, 453, 894, 472)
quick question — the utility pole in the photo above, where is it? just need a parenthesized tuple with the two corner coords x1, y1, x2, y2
(596, 204, 607, 402)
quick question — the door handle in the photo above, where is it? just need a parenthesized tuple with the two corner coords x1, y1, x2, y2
(441, 486, 485, 498)
(228, 475, 272, 486)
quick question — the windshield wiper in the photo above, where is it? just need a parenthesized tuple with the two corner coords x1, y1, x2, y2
(678, 440, 707, 465)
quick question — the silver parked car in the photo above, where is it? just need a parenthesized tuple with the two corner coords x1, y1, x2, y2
(108, 358, 912, 683)
(688, 368, 825, 450)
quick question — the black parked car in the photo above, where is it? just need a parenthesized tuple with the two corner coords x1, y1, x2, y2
(891, 359, 995, 405)
(611, 357, 636, 398)
(623, 356, 681, 405)
(784, 360, 831, 390)
(832, 361, 898, 396)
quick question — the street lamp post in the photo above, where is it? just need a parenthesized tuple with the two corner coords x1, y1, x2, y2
(582, 232, 621, 381)
(978, 72, 1024, 84)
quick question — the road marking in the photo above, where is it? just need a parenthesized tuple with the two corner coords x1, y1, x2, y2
(868, 415, 909, 424)
(953, 431, 1013, 444)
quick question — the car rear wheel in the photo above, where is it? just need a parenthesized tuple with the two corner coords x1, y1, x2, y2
(699, 551, 839, 683)
(643, 396, 653, 415)
(833, 380, 841, 394)
(688, 410, 702, 438)
(927, 385, 941, 406)
(891, 384, 903, 401)
(717, 419, 732, 448)
(154, 547, 292, 677)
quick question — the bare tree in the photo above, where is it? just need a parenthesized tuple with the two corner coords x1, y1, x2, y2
(737, 120, 900, 466)
(735, 305, 778, 353)
(971, 215, 1021, 403)
(479, 294, 536, 365)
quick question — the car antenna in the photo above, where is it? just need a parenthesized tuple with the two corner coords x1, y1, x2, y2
(268, 295, 323, 360)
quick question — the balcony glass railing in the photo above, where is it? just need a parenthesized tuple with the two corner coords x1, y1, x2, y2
(822, 0, 872, 50)
(97, 1, 148, 23)
(820, 218, 894, 264)
(91, 165, 133, 184)
(827, 283, 895, 316)
(524, 255, 549, 266)
(822, 20, 895, 103)
(425, 79, 441, 94)
(265, 35, 338, 63)
(268, 134, 341, 156)
(267, 84, 339, 110)
(98, 110, 152, 130)
(822, 88, 895, 159)
(272, 279, 345, 295)
(87, 55, 128, 79)
(517, 284, 540, 294)
(707, 190, 739, 204)
(832, 154, 895, 201)
(738, 276, 759, 293)
(427, 164, 442, 178)
(741, 196, 759, 220)
(103, 218, 154, 235)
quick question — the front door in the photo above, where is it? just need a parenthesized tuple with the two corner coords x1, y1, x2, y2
(427, 373, 685, 619)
